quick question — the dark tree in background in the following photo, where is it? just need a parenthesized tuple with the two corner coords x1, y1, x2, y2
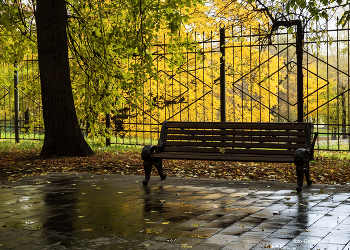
(35, 0, 93, 157)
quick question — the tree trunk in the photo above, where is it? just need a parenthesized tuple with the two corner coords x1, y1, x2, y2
(36, 0, 93, 157)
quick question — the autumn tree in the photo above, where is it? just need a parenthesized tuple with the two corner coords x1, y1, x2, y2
(35, 0, 94, 157)
(1, 0, 202, 154)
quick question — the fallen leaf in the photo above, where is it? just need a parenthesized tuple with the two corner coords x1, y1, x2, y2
(193, 224, 203, 227)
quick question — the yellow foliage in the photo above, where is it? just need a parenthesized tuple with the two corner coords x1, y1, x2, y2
(117, 1, 282, 139)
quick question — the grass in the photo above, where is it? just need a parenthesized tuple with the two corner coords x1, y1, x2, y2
(316, 150, 350, 160)
(315, 141, 350, 151)
(0, 138, 142, 155)
(0, 140, 43, 154)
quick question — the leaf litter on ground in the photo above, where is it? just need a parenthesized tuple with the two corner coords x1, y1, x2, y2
(1, 144, 350, 186)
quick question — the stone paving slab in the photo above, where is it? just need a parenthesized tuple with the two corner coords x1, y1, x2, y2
(1, 173, 350, 249)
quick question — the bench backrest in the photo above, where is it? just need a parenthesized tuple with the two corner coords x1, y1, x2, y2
(157, 121, 312, 158)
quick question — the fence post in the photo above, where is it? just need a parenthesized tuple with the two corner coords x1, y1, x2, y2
(14, 61, 19, 143)
(220, 27, 226, 122)
(296, 20, 304, 123)
(106, 112, 111, 146)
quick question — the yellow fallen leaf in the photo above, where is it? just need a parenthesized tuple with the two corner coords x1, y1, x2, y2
(181, 244, 193, 248)
(193, 224, 203, 227)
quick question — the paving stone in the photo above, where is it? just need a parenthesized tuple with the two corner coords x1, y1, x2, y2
(190, 242, 223, 250)
(205, 233, 239, 246)
(222, 242, 257, 250)
(185, 227, 222, 239)
(269, 228, 304, 240)
(311, 243, 345, 250)
(234, 231, 271, 244)
(297, 226, 330, 238)
(220, 224, 253, 236)
(252, 237, 290, 249)
(131, 239, 170, 250)
(320, 232, 350, 244)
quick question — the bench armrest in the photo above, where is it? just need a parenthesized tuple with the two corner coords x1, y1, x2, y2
(141, 121, 168, 160)
(141, 145, 162, 160)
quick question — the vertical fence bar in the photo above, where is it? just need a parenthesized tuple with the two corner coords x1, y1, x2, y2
(296, 20, 304, 122)
(249, 26, 252, 122)
(194, 32, 198, 122)
(211, 30, 214, 122)
(231, 26, 234, 122)
(106, 112, 111, 146)
(240, 25, 243, 121)
(348, 19, 350, 147)
(14, 61, 19, 143)
(259, 25, 262, 122)
(326, 19, 330, 149)
(220, 27, 226, 122)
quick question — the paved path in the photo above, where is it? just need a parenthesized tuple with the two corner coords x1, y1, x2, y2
(1, 173, 350, 249)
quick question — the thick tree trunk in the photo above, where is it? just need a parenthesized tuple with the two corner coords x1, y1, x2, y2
(36, 0, 93, 157)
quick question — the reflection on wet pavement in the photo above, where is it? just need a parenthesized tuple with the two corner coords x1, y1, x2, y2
(1, 173, 350, 249)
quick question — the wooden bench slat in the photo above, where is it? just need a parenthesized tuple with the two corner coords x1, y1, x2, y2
(166, 122, 307, 130)
(164, 135, 306, 143)
(163, 141, 304, 149)
(161, 146, 296, 155)
(165, 129, 306, 137)
(150, 152, 295, 162)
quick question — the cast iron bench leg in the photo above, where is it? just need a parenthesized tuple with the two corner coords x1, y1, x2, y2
(154, 159, 166, 181)
(305, 162, 312, 186)
(142, 159, 166, 186)
(296, 164, 304, 193)
(143, 160, 152, 186)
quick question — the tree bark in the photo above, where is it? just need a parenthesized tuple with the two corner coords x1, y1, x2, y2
(36, 0, 93, 157)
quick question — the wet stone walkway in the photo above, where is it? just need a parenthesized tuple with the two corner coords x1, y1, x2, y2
(1, 173, 350, 250)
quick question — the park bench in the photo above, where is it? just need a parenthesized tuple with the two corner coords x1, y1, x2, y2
(141, 121, 318, 192)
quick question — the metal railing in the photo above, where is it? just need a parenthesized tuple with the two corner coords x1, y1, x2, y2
(1, 21, 350, 151)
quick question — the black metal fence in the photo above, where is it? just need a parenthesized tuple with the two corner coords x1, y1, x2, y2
(1, 21, 350, 151)
(0, 55, 44, 142)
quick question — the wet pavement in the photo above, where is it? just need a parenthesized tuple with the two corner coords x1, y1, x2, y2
(1, 173, 350, 250)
